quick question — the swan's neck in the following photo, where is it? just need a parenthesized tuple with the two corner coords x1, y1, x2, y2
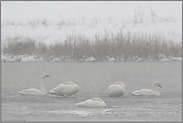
(41, 77, 47, 94)
(152, 83, 160, 95)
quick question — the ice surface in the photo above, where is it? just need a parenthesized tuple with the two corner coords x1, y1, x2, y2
(2, 62, 181, 121)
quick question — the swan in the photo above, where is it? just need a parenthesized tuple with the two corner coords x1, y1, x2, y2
(105, 81, 125, 97)
(49, 81, 79, 97)
(19, 73, 50, 95)
(76, 98, 106, 108)
(131, 81, 162, 96)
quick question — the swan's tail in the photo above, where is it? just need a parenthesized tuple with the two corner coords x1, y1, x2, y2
(19, 91, 25, 95)
(75, 102, 84, 106)
(131, 91, 140, 96)
(131, 92, 135, 95)
(48, 91, 55, 95)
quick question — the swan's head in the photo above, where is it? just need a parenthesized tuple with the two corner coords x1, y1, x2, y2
(154, 81, 162, 88)
(158, 83, 162, 88)
(42, 73, 50, 79)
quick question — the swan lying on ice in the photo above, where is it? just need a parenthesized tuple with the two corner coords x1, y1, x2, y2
(105, 82, 125, 97)
(131, 81, 162, 96)
(49, 81, 79, 97)
(76, 98, 106, 108)
(19, 73, 50, 95)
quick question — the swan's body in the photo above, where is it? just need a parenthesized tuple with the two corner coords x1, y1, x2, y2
(131, 81, 162, 96)
(19, 73, 50, 95)
(76, 98, 106, 108)
(105, 82, 125, 97)
(49, 81, 79, 97)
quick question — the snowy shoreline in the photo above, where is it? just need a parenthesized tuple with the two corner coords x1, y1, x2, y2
(1, 54, 182, 62)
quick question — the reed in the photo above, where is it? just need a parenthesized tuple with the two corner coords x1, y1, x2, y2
(2, 31, 181, 62)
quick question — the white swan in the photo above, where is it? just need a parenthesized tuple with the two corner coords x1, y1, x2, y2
(76, 98, 106, 108)
(105, 82, 125, 97)
(19, 73, 50, 95)
(131, 81, 162, 96)
(49, 81, 79, 97)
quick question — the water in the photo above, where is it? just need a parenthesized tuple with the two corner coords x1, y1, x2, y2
(2, 62, 182, 122)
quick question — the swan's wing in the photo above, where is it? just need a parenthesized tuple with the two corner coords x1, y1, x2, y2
(106, 84, 125, 96)
(105, 84, 116, 94)
(49, 84, 64, 94)
(92, 98, 103, 102)
(120, 82, 126, 88)
(73, 84, 79, 91)
(114, 82, 126, 88)
(76, 99, 91, 107)
(62, 85, 78, 96)
(19, 88, 43, 95)
(131, 89, 156, 95)
(86, 99, 106, 107)
(49, 83, 78, 96)
(131, 90, 141, 95)
(76, 99, 106, 107)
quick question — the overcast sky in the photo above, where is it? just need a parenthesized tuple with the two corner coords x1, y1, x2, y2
(2, 1, 182, 23)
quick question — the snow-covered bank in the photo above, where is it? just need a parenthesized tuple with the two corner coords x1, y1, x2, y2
(1, 33, 181, 62)
(2, 2, 182, 46)
(1, 54, 182, 62)
(2, 20, 181, 46)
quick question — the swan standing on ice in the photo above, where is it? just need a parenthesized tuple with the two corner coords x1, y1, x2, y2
(105, 82, 126, 97)
(49, 81, 79, 97)
(131, 81, 162, 96)
(76, 98, 106, 108)
(19, 73, 50, 95)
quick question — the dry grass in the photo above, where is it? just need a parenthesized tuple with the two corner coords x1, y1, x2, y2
(2, 32, 181, 62)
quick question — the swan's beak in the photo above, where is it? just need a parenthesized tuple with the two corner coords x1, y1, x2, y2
(159, 85, 162, 88)
(46, 75, 50, 77)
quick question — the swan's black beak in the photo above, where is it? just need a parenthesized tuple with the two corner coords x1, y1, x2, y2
(46, 75, 50, 77)
(159, 85, 162, 88)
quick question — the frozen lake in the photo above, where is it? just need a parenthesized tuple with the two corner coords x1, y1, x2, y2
(2, 62, 182, 122)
